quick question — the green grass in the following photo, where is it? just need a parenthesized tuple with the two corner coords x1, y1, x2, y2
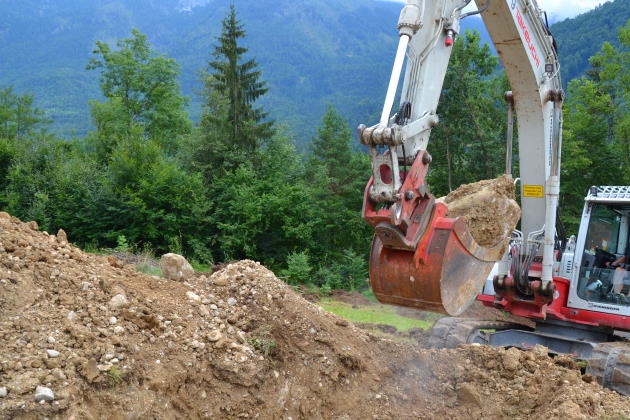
(136, 262, 162, 277)
(191, 262, 212, 272)
(319, 299, 434, 331)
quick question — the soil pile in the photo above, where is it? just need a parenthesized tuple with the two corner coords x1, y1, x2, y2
(444, 175, 521, 247)
(1, 212, 629, 419)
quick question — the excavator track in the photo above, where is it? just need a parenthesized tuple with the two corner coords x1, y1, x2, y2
(425, 317, 518, 349)
(428, 318, 630, 396)
(587, 343, 630, 396)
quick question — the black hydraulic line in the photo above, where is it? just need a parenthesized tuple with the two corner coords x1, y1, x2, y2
(460, 0, 490, 19)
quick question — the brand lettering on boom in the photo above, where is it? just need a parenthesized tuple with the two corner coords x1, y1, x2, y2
(516, 8, 541, 68)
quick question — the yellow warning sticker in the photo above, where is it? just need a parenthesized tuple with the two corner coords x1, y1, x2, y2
(523, 185, 544, 198)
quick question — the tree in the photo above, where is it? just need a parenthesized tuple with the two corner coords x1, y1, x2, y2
(560, 21, 630, 231)
(200, 5, 274, 160)
(0, 86, 48, 140)
(87, 29, 191, 158)
(426, 31, 507, 196)
(306, 106, 371, 262)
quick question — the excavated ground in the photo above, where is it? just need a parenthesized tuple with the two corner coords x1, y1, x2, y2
(1, 213, 630, 419)
(444, 175, 521, 248)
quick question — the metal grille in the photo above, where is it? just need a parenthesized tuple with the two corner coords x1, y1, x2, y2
(589, 186, 630, 200)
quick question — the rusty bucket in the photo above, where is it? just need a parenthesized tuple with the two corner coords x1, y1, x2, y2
(362, 151, 508, 316)
(368, 202, 508, 316)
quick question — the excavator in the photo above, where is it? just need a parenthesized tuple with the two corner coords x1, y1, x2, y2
(359, 0, 630, 394)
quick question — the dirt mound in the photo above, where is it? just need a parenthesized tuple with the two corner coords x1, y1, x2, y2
(444, 175, 521, 247)
(330, 290, 374, 306)
(1, 212, 629, 419)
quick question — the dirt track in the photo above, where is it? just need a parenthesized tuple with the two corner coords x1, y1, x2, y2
(1, 213, 630, 419)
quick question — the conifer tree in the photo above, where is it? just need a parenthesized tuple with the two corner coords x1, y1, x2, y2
(202, 5, 274, 156)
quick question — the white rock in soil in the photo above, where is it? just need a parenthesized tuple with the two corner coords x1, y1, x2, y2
(67, 311, 76, 321)
(227, 297, 237, 306)
(186, 291, 201, 303)
(34, 386, 54, 402)
(109, 316, 117, 325)
(160, 253, 194, 281)
(46, 349, 60, 358)
(0, 387, 7, 398)
(207, 330, 222, 342)
(47, 336, 55, 344)
(97, 364, 113, 372)
(108, 294, 128, 310)
(113, 326, 125, 334)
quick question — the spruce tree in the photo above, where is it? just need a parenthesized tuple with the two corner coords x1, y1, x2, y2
(202, 5, 274, 155)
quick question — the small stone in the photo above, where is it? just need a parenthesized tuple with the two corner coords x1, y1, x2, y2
(52, 369, 66, 380)
(0, 387, 7, 398)
(97, 364, 112, 372)
(103, 354, 114, 361)
(109, 316, 117, 325)
(227, 297, 237, 306)
(47, 336, 56, 344)
(207, 330, 222, 342)
(113, 326, 125, 334)
(186, 291, 201, 303)
(191, 340, 205, 350)
(108, 294, 128, 310)
(67, 311, 76, 321)
(34, 386, 54, 402)
(46, 349, 60, 358)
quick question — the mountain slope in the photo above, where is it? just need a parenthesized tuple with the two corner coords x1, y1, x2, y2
(0, 0, 626, 140)
(551, 0, 630, 83)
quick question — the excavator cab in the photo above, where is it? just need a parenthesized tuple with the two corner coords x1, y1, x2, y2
(573, 193, 630, 309)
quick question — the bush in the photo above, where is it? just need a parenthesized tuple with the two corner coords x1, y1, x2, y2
(281, 251, 312, 285)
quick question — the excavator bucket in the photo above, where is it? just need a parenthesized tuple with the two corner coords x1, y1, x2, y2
(362, 151, 508, 316)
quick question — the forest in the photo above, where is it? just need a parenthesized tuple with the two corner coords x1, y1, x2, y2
(0, 6, 629, 292)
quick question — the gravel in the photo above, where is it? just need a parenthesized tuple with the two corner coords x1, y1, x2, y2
(108, 294, 129, 310)
(46, 349, 60, 358)
(34, 386, 54, 402)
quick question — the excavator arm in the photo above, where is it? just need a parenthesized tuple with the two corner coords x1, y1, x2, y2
(360, 0, 563, 315)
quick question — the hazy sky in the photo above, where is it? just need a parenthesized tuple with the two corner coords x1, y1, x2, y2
(387, 0, 611, 20)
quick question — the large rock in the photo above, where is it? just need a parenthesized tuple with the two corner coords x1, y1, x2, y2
(160, 253, 194, 281)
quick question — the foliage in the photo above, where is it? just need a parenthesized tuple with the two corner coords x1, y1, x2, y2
(560, 21, 630, 232)
(427, 31, 507, 196)
(551, 0, 630, 83)
(281, 251, 312, 285)
(0, 5, 627, 294)
(0, 86, 49, 140)
(306, 106, 372, 260)
(0, 0, 627, 144)
(247, 325, 276, 358)
(87, 29, 191, 158)
(107, 366, 125, 387)
(198, 5, 273, 173)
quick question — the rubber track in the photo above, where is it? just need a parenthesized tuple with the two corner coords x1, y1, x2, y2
(425, 317, 517, 349)
(587, 343, 630, 396)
